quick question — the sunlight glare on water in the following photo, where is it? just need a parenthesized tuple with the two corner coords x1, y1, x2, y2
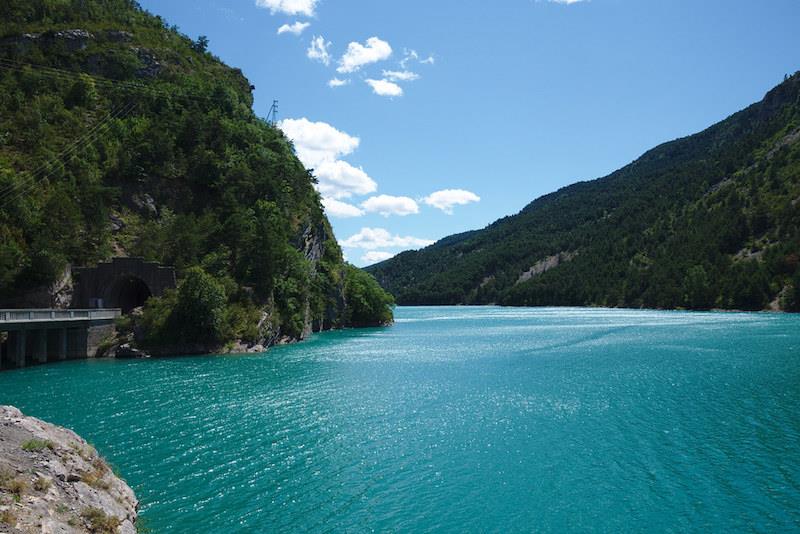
(1, 306, 799, 532)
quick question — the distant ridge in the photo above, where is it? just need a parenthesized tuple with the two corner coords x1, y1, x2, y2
(367, 73, 800, 311)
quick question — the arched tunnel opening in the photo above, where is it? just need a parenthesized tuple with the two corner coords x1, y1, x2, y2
(105, 276, 153, 314)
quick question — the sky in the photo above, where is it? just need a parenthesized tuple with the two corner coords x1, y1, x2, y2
(138, 0, 800, 266)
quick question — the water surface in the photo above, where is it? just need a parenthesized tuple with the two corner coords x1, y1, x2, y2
(1, 307, 799, 532)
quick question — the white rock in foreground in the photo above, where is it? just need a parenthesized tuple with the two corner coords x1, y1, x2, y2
(0, 405, 138, 533)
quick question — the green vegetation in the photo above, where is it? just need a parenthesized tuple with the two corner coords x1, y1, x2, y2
(81, 457, 111, 489)
(0, 509, 16, 526)
(0, 474, 27, 497)
(0, 0, 392, 351)
(343, 264, 395, 327)
(135, 516, 153, 534)
(81, 507, 120, 534)
(21, 438, 54, 452)
(33, 475, 51, 492)
(368, 73, 800, 312)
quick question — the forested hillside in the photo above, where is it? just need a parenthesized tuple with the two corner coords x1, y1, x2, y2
(0, 0, 393, 353)
(368, 73, 800, 312)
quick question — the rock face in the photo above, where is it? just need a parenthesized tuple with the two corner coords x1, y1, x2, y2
(516, 251, 578, 285)
(0, 406, 137, 533)
(0, 267, 73, 309)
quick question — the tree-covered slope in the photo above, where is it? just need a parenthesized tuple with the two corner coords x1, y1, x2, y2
(367, 73, 800, 312)
(0, 0, 392, 353)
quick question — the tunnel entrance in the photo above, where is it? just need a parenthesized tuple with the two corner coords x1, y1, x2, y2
(105, 276, 152, 313)
(73, 258, 176, 313)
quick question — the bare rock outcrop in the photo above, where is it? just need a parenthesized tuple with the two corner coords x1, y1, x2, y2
(0, 406, 137, 533)
(516, 251, 578, 285)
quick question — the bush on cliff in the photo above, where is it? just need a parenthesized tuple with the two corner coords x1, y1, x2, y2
(139, 267, 227, 349)
(343, 265, 394, 327)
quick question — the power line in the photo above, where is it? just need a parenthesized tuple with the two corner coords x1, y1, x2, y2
(0, 57, 234, 105)
(0, 102, 137, 206)
(0, 102, 134, 199)
(0, 101, 135, 198)
(0, 58, 282, 205)
(0, 58, 282, 120)
(0, 104, 135, 207)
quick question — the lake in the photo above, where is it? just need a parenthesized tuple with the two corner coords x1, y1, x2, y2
(1, 306, 799, 532)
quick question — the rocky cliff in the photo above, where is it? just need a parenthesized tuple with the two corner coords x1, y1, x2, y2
(0, 406, 137, 533)
(0, 0, 394, 355)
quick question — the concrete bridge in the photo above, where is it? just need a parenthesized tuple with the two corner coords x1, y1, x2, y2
(0, 309, 120, 369)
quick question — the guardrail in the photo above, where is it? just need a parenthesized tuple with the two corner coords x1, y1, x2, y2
(0, 309, 121, 323)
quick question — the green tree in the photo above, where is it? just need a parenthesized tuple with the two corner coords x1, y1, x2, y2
(168, 266, 227, 345)
(344, 265, 394, 327)
(192, 35, 209, 53)
(139, 267, 227, 348)
(784, 271, 800, 312)
(682, 265, 714, 309)
(64, 74, 98, 109)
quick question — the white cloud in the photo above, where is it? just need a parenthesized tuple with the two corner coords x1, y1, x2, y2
(545, 0, 588, 3)
(423, 189, 481, 214)
(382, 70, 420, 82)
(337, 37, 392, 73)
(366, 78, 403, 97)
(328, 77, 350, 88)
(307, 35, 332, 66)
(322, 197, 364, 218)
(256, 0, 318, 16)
(315, 160, 377, 198)
(341, 227, 434, 250)
(278, 117, 359, 168)
(256, 0, 319, 17)
(277, 21, 310, 35)
(400, 49, 418, 69)
(401, 49, 435, 69)
(361, 195, 419, 217)
(362, 251, 394, 264)
(278, 118, 376, 198)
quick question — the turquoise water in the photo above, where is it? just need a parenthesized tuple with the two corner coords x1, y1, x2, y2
(1, 306, 800, 532)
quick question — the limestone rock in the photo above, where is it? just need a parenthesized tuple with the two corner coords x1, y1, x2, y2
(115, 344, 149, 359)
(105, 30, 133, 43)
(131, 47, 162, 78)
(51, 30, 94, 51)
(516, 251, 578, 285)
(131, 193, 158, 216)
(0, 406, 138, 533)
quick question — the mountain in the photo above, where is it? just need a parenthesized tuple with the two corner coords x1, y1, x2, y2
(367, 73, 800, 312)
(0, 0, 393, 354)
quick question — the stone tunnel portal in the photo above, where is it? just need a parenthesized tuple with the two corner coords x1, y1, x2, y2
(72, 257, 176, 314)
(104, 275, 152, 313)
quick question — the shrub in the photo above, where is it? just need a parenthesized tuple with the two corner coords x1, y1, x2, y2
(81, 469, 110, 490)
(139, 267, 227, 348)
(33, 476, 51, 492)
(81, 507, 121, 534)
(0, 509, 16, 526)
(3, 477, 27, 497)
(21, 439, 54, 452)
(343, 265, 394, 327)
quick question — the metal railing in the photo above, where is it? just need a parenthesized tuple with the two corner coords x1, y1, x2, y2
(0, 309, 121, 323)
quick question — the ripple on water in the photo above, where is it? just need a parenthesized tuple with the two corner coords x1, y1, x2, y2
(1, 307, 799, 532)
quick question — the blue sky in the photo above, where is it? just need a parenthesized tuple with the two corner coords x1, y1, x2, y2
(139, 0, 799, 266)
